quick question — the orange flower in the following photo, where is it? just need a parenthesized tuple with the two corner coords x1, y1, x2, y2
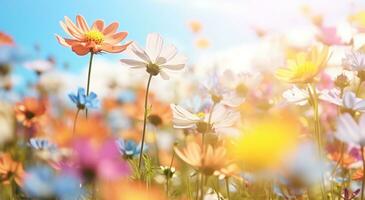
(15, 98, 46, 127)
(0, 32, 14, 46)
(56, 15, 131, 56)
(100, 180, 167, 200)
(0, 153, 25, 186)
(174, 141, 230, 175)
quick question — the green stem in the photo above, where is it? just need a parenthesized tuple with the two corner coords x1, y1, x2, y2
(85, 52, 94, 118)
(199, 174, 205, 200)
(307, 83, 326, 200)
(202, 102, 217, 153)
(72, 109, 80, 136)
(166, 150, 175, 197)
(138, 74, 153, 171)
(357, 80, 363, 96)
(225, 177, 231, 200)
(361, 146, 365, 200)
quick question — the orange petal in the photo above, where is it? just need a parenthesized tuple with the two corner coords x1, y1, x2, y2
(103, 22, 119, 36)
(101, 42, 131, 53)
(92, 20, 104, 31)
(105, 32, 128, 44)
(60, 21, 83, 40)
(76, 15, 90, 32)
(55, 35, 71, 47)
(64, 16, 84, 35)
(72, 44, 90, 56)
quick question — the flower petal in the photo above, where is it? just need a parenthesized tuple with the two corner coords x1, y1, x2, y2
(76, 15, 90, 32)
(145, 33, 163, 63)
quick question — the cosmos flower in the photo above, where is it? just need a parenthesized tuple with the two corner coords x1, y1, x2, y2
(275, 45, 329, 83)
(56, 15, 131, 56)
(68, 87, 99, 110)
(23, 166, 82, 200)
(0, 153, 25, 186)
(0, 32, 14, 46)
(174, 141, 230, 175)
(317, 26, 344, 46)
(335, 113, 365, 146)
(120, 33, 187, 80)
(115, 139, 143, 159)
(15, 97, 46, 127)
(72, 139, 130, 182)
(24, 59, 54, 75)
(170, 103, 240, 135)
(342, 50, 365, 71)
(320, 90, 365, 112)
(0, 102, 15, 146)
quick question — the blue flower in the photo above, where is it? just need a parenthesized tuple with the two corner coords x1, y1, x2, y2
(68, 87, 99, 110)
(115, 139, 145, 158)
(29, 138, 56, 151)
(117, 90, 136, 103)
(23, 166, 82, 200)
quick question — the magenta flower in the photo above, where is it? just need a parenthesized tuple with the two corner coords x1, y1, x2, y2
(71, 139, 130, 182)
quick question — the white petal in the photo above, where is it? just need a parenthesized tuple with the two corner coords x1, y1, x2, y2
(120, 59, 147, 68)
(127, 42, 150, 63)
(159, 70, 170, 80)
(343, 91, 356, 109)
(146, 33, 163, 63)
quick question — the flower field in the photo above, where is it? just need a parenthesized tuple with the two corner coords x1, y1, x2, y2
(3, 1, 365, 199)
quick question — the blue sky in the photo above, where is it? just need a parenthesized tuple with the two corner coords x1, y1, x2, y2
(1, 0, 364, 73)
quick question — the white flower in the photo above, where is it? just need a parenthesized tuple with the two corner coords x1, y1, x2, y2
(24, 59, 54, 74)
(120, 33, 187, 80)
(0, 102, 14, 146)
(320, 90, 365, 112)
(335, 113, 365, 146)
(342, 50, 365, 71)
(282, 86, 310, 106)
(170, 103, 240, 135)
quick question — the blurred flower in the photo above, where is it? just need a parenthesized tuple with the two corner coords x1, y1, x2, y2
(15, 97, 46, 127)
(282, 86, 310, 106)
(115, 139, 143, 159)
(0, 153, 25, 186)
(72, 139, 130, 182)
(232, 113, 299, 171)
(317, 26, 344, 46)
(120, 33, 187, 80)
(188, 21, 202, 33)
(0, 32, 14, 46)
(174, 141, 230, 175)
(0, 102, 15, 146)
(342, 50, 365, 71)
(195, 38, 210, 49)
(29, 138, 56, 151)
(56, 15, 131, 56)
(23, 166, 81, 200)
(24, 59, 54, 75)
(320, 90, 365, 112)
(275, 45, 329, 83)
(335, 113, 365, 146)
(171, 103, 240, 135)
(349, 11, 365, 31)
(68, 87, 99, 110)
(100, 180, 167, 200)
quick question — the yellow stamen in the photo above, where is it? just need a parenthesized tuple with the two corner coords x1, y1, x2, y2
(84, 29, 104, 44)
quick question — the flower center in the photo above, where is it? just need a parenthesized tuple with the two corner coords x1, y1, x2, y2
(84, 30, 104, 44)
(146, 63, 160, 76)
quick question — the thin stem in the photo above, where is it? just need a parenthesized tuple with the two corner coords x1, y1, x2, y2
(166, 150, 175, 197)
(307, 83, 326, 200)
(357, 80, 363, 96)
(361, 146, 365, 200)
(199, 174, 205, 200)
(138, 74, 153, 171)
(85, 52, 94, 118)
(202, 102, 217, 154)
(225, 177, 231, 200)
(72, 109, 80, 136)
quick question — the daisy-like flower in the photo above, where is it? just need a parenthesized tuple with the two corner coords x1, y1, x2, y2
(174, 141, 230, 175)
(68, 87, 99, 110)
(115, 139, 143, 159)
(0, 32, 14, 46)
(24, 59, 54, 75)
(335, 113, 365, 146)
(56, 15, 131, 56)
(275, 45, 329, 83)
(0, 153, 25, 186)
(170, 103, 240, 135)
(15, 97, 46, 127)
(320, 90, 365, 112)
(342, 50, 365, 71)
(120, 33, 187, 80)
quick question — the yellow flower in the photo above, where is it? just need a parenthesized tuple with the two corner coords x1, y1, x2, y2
(231, 113, 300, 171)
(275, 45, 329, 83)
(349, 11, 365, 29)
